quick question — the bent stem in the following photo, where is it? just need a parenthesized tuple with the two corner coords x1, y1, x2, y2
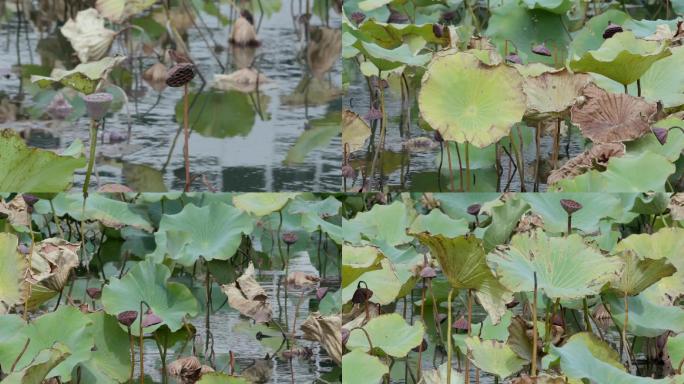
(531, 272, 538, 377)
(582, 297, 593, 333)
(446, 288, 454, 384)
(183, 83, 191, 192)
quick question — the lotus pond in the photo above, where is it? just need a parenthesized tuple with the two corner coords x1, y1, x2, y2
(0, 192, 343, 383)
(0, 0, 342, 193)
(342, 192, 684, 383)
(342, 0, 684, 192)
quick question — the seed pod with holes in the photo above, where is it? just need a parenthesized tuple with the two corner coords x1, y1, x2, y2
(166, 63, 196, 87)
(560, 199, 582, 215)
(83, 92, 113, 121)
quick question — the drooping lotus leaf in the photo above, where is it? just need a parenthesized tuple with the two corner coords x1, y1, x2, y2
(604, 291, 684, 337)
(465, 337, 526, 379)
(0, 306, 94, 382)
(31, 56, 126, 94)
(521, 0, 573, 13)
(641, 272, 684, 306)
(300, 313, 342, 365)
(553, 332, 684, 383)
(487, 229, 624, 300)
(0, 343, 71, 384)
(60, 8, 116, 63)
(615, 228, 684, 270)
(552, 151, 675, 192)
(407, 209, 469, 238)
(358, 20, 449, 48)
(221, 263, 272, 323)
(342, 244, 382, 287)
(344, 201, 413, 246)
(482, 195, 530, 252)
(569, 31, 671, 86)
(521, 193, 622, 234)
(96, 0, 157, 23)
(78, 312, 131, 383)
(0, 130, 85, 192)
(347, 313, 424, 357)
(342, 258, 402, 305)
(434, 193, 502, 222)
(418, 52, 526, 148)
(547, 143, 626, 185)
(102, 258, 199, 335)
(342, 349, 388, 384)
(635, 46, 684, 108)
(414, 234, 512, 323)
(151, 202, 254, 266)
(359, 39, 431, 70)
(197, 373, 250, 383)
(571, 85, 657, 143)
(23, 238, 80, 310)
(232, 193, 298, 216)
(342, 109, 372, 153)
(40, 193, 153, 231)
(522, 68, 592, 120)
(0, 233, 28, 314)
(610, 250, 676, 296)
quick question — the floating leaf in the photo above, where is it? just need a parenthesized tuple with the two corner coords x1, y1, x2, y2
(347, 313, 424, 357)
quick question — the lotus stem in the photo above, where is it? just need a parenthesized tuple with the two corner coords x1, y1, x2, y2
(10, 338, 30, 372)
(183, 83, 190, 192)
(516, 126, 526, 191)
(446, 142, 455, 192)
(350, 326, 374, 354)
(127, 326, 135, 383)
(368, 85, 386, 190)
(23, 209, 35, 321)
(454, 142, 464, 191)
(534, 122, 541, 192)
(552, 117, 561, 169)
(510, 132, 525, 191)
(277, 210, 285, 267)
(567, 214, 572, 237)
(531, 272, 538, 377)
(582, 297, 593, 333)
(205, 259, 212, 358)
(637, 79, 642, 97)
(465, 142, 471, 192)
(417, 278, 427, 380)
(466, 289, 473, 383)
(623, 293, 629, 364)
(624, 84, 628, 94)
(446, 288, 454, 384)
(139, 302, 145, 384)
(428, 279, 445, 345)
(437, 141, 444, 192)
(284, 243, 290, 334)
(84, 119, 98, 198)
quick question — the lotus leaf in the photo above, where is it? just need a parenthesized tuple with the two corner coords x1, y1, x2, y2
(78, 312, 131, 383)
(667, 333, 684, 373)
(521, 193, 622, 234)
(547, 143, 626, 185)
(482, 195, 530, 251)
(522, 68, 592, 120)
(418, 51, 526, 148)
(347, 313, 424, 357)
(435, 193, 501, 222)
(23, 238, 80, 310)
(628, 118, 684, 163)
(359, 40, 431, 69)
(465, 337, 526, 378)
(233, 193, 298, 216)
(634, 46, 684, 108)
(174, 91, 261, 139)
(342, 244, 382, 287)
(0, 130, 86, 192)
(31, 56, 126, 94)
(96, 0, 157, 22)
(0, 306, 94, 381)
(407, 209, 469, 238)
(196, 373, 250, 383)
(488, 229, 623, 300)
(569, 31, 671, 86)
(221, 263, 272, 323)
(358, 20, 449, 48)
(342, 349, 388, 384)
(102, 258, 199, 335)
(605, 291, 684, 337)
(342, 109, 372, 153)
(419, 363, 465, 384)
(60, 8, 116, 63)
(0, 233, 28, 314)
(288, 196, 343, 243)
(344, 201, 413, 245)
(300, 313, 342, 365)
(521, 0, 573, 13)
(616, 228, 684, 270)
(342, 258, 402, 305)
(0, 343, 71, 384)
(610, 251, 676, 296)
(284, 113, 339, 165)
(568, 10, 631, 58)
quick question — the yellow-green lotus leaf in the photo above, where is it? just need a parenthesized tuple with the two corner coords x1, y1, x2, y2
(418, 52, 526, 148)
(31, 56, 126, 94)
(342, 349, 387, 384)
(342, 109, 372, 153)
(0, 233, 28, 314)
(465, 337, 526, 379)
(569, 31, 671, 86)
(615, 227, 684, 271)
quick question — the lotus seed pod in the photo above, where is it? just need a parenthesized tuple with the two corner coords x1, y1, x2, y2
(22, 194, 39, 206)
(505, 53, 523, 64)
(420, 265, 437, 278)
(351, 282, 373, 304)
(117, 310, 139, 327)
(86, 287, 102, 300)
(653, 127, 669, 145)
(342, 164, 356, 179)
(452, 315, 469, 331)
(532, 43, 552, 57)
(432, 23, 444, 38)
(603, 22, 623, 39)
(560, 199, 583, 215)
(350, 11, 365, 25)
(166, 63, 196, 87)
(282, 232, 298, 245)
(467, 203, 481, 216)
(47, 94, 73, 120)
(142, 311, 163, 327)
(83, 92, 113, 120)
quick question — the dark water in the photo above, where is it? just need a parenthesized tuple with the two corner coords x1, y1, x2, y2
(0, 2, 341, 192)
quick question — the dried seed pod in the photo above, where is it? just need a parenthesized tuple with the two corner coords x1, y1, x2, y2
(532, 43, 552, 57)
(117, 310, 139, 327)
(452, 315, 469, 331)
(86, 287, 102, 300)
(559, 199, 582, 215)
(351, 281, 373, 304)
(420, 265, 437, 278)
(342, 164, 356, 179)
(653, 127, 669, 145)
(603, 22, 623, 39)
(282, 232, 298, 246)
(467, 203, 481, 217)
(83, 92, 113, 121)
(165, 63, 196, 88)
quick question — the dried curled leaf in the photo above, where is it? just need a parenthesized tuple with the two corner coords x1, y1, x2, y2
(669, 193, 684, 220)
(213, 69, 269, 93)
(167, 356, 214, 384)
(60, 8, 116, 63)
(29, 238, 80, 292)
(547, 142, 626, 185)
(286, 271, 320, 287)
(300, 312, 341, 365)
(342, 109, 372, 153)
(221, 263, 272, 323)
(0, 195, 30, 227)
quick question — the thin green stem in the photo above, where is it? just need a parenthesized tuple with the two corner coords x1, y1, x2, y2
(446, 288, 454, 384)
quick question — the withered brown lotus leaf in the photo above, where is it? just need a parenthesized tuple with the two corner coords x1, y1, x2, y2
(571, 85, 657, 143)
(522, 68, 592, 120)
(547, 142, 625, 184)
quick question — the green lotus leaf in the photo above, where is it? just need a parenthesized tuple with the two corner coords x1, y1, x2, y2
(0, 306, 94, 382)
(610, 250, 676, 296)
(522, 69, 592, 120)
(360, 40, 431, 69)
(554, 332, 684, 383)
(434, 193, 501, 222)
(616, 228, 684, 271)
(418, 52, 526, 148)
(407, 209, 469, 238)
(667, 333, 684, 373)
(96, 0, 157, 22)
(344, 201, 414, 246)
(197, 373, 250, 383)
(102, 258, 199, 336)
(641, 272, 684, 307)
(465, 337, 526, 379)
(233, 193, 298, 216)
(342, 244, 382, 287)
(31, 56, 126, 94)
(342, 258, 402, 305)
(288, 196, 342, 243)
(77, 312, 131, 383)
(482, 195, 530, 251)
(0, 129, 85, 192)
(488, 229, 623, 300)
(342, 349, 388, 384)
(569, 10, 631, 58)
(569, 31, 671, 86)
(605, 291, 684, 337)
(552, 151, 675, 192)
(419, 362, 465, 384)
(635, 46, 684, 108)
(359, 20, 449, 48)
(414, 234, 512, 323)
(627, 118, 684, 162)
(0, 343, 71, 384)
(521, 0, 572, 13)
(0, 233, 28, 314)
(40, 193, 153, 231)
(347, 313, 424, 357)
(151, 202, 254, 266)
(486, 1, 571, 65)
(521, 193, 623, 234)
(342, 109, 372, 153)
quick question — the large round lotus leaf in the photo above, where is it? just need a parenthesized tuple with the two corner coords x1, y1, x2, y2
(522, 69, 592, 119)
(414, 234, 512, 324)
(174, 90, 259, 138)
(486, 1, 571, 65)
(102, 258, 199, 336)
(641, 271, 684, 306)
(342, 349, 388, 384)
(347, 313, 424, 357)
(569, 31, 671, 86)
(342, 245, 381, 287)
(605, 291, 684, 337)
(521, 193, 622, 234)
(0, 343, 71, 384)
(627, 118, 684, 162)
(610, 251, 676, 296)
(615, 228, 684, 271)
(0, 306, 94, 382)
(418, 52, 526, 148)
(552, 152, 675, 192)
(407, 209, 469, 238)
(521, 0, 572, 13)
(0, 129, 86, 192)
(197, 373, 250, 383)
(232, 193, 298, 216)
(634, 46, 684, 108)
(0, 233, 28, 314)
(342, 109, 371, 153)
(359, 20, 449, 48)
(344, 201, 413, 246)
(78, 312, 131, 383)
(152, 202, 254, 266)
(434, 193, 501, 222)
(465, 337, 526, 379)
(568, 10, 631, 58)
(482, 195, 530, 252)
(488, 229, 624, 300)
(342, 258, 402, 305)
(288, 196, 342, 243)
